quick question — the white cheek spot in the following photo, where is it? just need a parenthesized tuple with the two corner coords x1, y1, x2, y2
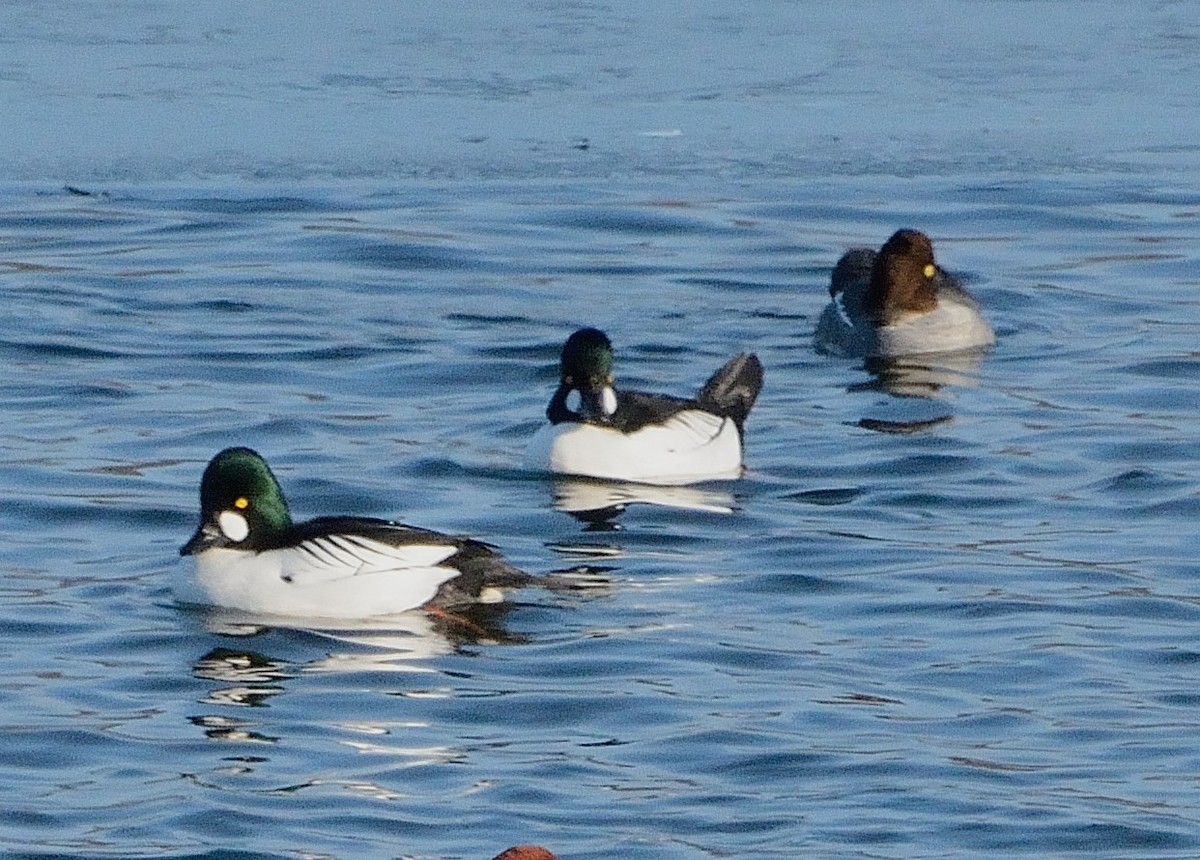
(565, 389, 582, 413)
(601, 386, 618, 416)
(218, 510, 250, 543)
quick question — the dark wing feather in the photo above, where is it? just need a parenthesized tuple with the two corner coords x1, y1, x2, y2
(695, 353, 763, 430)
(829, 247, 876, 298)
(828, 247, 876, 322)
(425, 538, 532, 609)
(609, 390, 697, 433)
(281, 516, 459, 550)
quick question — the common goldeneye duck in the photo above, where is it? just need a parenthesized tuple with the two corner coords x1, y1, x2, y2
(814, 229, 995, 357)
(524, 327, 763, 485)
(493, 848, 556, 860)
(176, 447, 530, 619)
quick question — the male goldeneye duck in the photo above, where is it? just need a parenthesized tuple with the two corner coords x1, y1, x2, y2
(176, 447, 529, 619)
(814, 228, 995, 357)
(524, 327, 763, 485)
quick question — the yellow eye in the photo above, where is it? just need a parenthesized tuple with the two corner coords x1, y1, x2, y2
(234, 497, 249, 509)
(564, 374, 574, 385)
(923, 264, 936, 278)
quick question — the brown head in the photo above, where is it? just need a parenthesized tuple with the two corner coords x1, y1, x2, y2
(492, 846, 558, 860)
(864, 229, 940, 325)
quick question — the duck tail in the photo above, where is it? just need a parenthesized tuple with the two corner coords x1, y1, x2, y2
(697, 353, 763, 430)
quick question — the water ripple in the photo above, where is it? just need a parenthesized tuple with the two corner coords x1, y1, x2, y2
(0, 174, 1198, 860)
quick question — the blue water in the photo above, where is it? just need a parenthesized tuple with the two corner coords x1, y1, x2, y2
(3, 4, 1200, 860)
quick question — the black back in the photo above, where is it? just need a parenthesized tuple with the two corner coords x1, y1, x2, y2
(278, 516, 531, 608)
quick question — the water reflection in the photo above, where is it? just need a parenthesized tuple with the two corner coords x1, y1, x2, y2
(193, 602, 525, 664)
(181, 605, 540, 784)
(188, 713, 280, 744)
(185, 605, 527, 745)
(549, 477, 737, 528)
(186, 604, 525, 743)
(857, 413, 956, 435)
(846, 348, 991, 433)
(855, 348, 991, 400)
(193, 647, 292, 707)
(305, 603, 526, 669)
(189, 649, 288, 741)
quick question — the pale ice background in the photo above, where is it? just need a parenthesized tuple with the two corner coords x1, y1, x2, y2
(2, 1, 1197, 182)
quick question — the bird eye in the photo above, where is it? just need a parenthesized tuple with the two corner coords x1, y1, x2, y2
(563, 374, 574, 385)
(234, 497, 249, 509)
(923, 264, 936, 278)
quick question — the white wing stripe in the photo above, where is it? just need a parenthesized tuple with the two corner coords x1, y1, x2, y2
(289, 535, 460, 580)
(298, 538, 340, 566)
(660, 410, 728, 444)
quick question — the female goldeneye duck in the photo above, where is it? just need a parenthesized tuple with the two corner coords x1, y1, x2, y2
(176, 447, 530, 619)
(814, 228, 995, 357)
(524, 327, 764, 485)
(493, 848, 556, 860)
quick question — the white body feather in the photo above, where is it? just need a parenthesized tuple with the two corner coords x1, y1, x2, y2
(524, 409, 744, 485)
(815, 291, 994, 358)
(174, 534, 461, 619)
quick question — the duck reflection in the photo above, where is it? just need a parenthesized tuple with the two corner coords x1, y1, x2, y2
(185, 603, 526, 746)
(192, 601, 524, 666)
(188, 712, 280, 744)
(189, 647, 290, 742)
(193, 647, 292, 707)
(550, 476, 737, 527)
(305, 601, 526, 669)
(849, 348, 990, 434)
(857, 347, 990, 399)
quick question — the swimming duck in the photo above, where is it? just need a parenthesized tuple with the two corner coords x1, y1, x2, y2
(177, 447, 529, 619)
(814, 229, 995, 357)
(525, 328, 763, 485)
(493, 848, 557, 860)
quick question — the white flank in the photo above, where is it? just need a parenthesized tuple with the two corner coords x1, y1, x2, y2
(874, 297, 995, 356)
(524, 409, 743, 485)
(177, 535, 461, 619)
(815, 293, 994, 358)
